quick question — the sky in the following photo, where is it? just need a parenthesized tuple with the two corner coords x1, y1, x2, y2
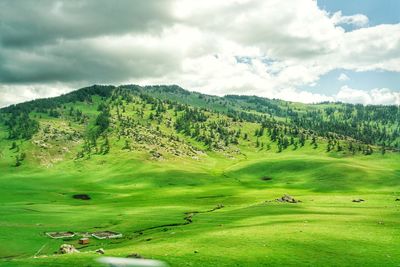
(0, 0, 399, 107)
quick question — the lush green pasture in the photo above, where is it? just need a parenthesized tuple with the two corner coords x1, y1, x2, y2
(0, 147, 399, 266)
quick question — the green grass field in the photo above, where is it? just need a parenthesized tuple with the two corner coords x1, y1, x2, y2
(0, 88, 399, 266)
(1, 145, 399, 266)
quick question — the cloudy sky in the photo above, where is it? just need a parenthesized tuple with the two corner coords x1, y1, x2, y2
(1, 0, 399, 107)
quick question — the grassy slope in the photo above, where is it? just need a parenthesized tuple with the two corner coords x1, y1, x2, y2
(1, 142, 399, 266)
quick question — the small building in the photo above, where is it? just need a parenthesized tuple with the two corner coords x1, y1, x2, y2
(79, 237, 90, 245)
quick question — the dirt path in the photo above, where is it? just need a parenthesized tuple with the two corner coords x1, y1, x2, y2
(133, 204, 224, 236)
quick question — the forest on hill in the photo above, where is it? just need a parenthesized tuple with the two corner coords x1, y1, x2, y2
(0, 84, 399, 167)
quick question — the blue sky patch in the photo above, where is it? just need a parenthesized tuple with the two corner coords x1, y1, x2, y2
(318, 0, 400, 26)
(301, 69, 400, 95)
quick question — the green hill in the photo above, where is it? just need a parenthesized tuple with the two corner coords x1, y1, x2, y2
(0, 85, 399, 266)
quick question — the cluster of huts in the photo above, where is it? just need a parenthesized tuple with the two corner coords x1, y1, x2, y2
(45, 230, 123, 245)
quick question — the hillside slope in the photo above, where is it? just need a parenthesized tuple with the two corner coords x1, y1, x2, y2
(1, 84, 399, 169)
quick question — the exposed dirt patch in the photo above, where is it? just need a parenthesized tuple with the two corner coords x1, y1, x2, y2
(72, 194, 91, 200)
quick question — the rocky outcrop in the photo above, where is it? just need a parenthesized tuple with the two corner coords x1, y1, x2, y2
(276, 194, 301, 203)
(59, 244, 79, 254)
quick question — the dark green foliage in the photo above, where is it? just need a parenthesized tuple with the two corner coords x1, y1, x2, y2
(10, 141, 17, 150)
(1, 85, 115, 140)
(4, 112, 39, 139)
(48, 109, 61, 118)
(381, 145, 386, 155)
(2, 85, 115, 115)
(100, 136, 110, 155)
(14, 152, 26, 167)
(95, 108, 110, 135)
(291, 104, 400, 148)
(122, 139, 131, 150)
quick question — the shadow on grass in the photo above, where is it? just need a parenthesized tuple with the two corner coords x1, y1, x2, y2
(224, 158, 400, 192)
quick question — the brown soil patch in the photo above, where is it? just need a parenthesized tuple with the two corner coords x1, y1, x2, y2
(73, 194, 91, 200)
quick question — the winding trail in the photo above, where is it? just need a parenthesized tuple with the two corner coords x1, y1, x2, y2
(133, 204, 224, 236)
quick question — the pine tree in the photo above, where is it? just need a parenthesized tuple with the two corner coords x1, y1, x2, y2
(10, 141, 17, 150)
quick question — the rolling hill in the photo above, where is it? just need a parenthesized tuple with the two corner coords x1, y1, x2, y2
(0, 85, 399, 266)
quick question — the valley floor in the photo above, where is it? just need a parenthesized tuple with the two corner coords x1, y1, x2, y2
(0, 150, 399, 266)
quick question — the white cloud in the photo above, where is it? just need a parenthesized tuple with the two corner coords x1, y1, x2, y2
(331, 11, 369, 28)
(338, 73, 350, 81)
(141, 0, 400, 104)
(335, 85, 400, 105)
(1, 0, 400, 106)
(274, 88, 333, 104)
(336, 24, 400, 72)
(0, 84, 74, 108)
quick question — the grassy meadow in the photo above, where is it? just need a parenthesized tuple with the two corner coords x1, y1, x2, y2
(0, 87, 399, 266)
(1, 144, 399, 266)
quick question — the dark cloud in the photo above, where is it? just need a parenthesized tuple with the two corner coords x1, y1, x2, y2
(0, 0, 181, 85)
(0, 38, 181, 84)
(0, 0, 174, 47)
